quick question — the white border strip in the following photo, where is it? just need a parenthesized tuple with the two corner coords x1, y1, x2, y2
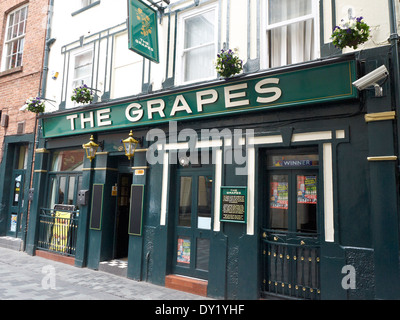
(213, 149, 223, 232)
(247, 146, 255, 235)
(160, 152, 169, 226)
(323, 143, 334, 242)
(292, 131, 332, 142)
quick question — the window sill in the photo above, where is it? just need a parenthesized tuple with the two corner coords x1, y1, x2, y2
(0, 66, 23, 78)
(71, 1, 101, 16)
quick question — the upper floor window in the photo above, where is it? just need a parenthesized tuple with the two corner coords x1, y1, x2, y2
(81, 0, 95, 8)
(177, 4, 217, 85)
(68, 49, 93, 108)
(1, 5, 28, 71)
(263, 0, 319, 68)
(72, 50, 93, 89)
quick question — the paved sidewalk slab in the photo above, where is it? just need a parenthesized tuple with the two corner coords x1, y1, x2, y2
(0, 247, 210, 300)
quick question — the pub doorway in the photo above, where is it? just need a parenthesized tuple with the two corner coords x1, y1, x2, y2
(171, 163, 214, 280)
(99, 156, 132, 275)
(114, 173, 132, 260)
(261, 148, 321, 300)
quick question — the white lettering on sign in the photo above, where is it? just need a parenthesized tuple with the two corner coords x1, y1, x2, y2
(66, 114, 78, 130)
(147, 99, 165, 119)
(80, 112, 94, 129)
(126, 103, 143, 123)
(255, 78, 282, 103)
(64, 77, 282, 131)
(97, 108, 112, 127)
(170, 94, 192, 116)
(224, 83, 250, 108)
(196, 89, 218, 112)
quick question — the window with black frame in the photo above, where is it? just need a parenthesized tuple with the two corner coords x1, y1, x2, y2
(48, 149, 84, 210)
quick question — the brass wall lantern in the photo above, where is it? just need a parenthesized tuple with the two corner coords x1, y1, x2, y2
(122, 130, 142, 160)
(82, 135, 101, 161)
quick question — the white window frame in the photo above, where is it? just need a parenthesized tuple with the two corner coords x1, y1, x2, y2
(261, 0, 320, 69)
(67, 47, 94, 108)
(175, 3, 218, 85)
(81, 0, 94, 8)
(1, 4, 29, 71)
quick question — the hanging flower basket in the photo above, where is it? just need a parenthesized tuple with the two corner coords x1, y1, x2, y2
(215, 48, 243, 79)
(71, 84, 94, 104)
(24, 97, 45, 113)
(331, 16, 370, 50)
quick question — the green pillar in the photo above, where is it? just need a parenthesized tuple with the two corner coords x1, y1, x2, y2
(365, 62, 400, 299)
(74, 156, 94, 268)
(25, 149, 50, 256)
(86, 152, 118, 270)
(127, 150, 147, 281)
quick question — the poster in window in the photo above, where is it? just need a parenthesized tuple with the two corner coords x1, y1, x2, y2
(270, 182, 288, 209)
(297, 175, 317, 204)
(10, 214, 17, 232)
(177, 238, 190, 264)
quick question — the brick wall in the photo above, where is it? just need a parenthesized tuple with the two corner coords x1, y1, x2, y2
(0, 0, 49, 161)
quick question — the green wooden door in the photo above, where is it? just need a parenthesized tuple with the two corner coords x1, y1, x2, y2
(172, 166, 214, 280)
(261, 151, 321, 299)
(7, 170, 25, 237)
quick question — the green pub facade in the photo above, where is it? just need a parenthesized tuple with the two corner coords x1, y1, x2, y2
(18, 0, 400, 299)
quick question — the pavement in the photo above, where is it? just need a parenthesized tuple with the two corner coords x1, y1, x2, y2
(0, 246, 210, 301)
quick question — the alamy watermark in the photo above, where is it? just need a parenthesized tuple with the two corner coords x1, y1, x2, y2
(341, 265, 356, 290)
(41, 265, 56, 290)
(145, 121, 254, 176)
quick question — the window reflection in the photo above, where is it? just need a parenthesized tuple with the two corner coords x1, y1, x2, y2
(179, 177, 192, 227)
(51, 149, 84, 172)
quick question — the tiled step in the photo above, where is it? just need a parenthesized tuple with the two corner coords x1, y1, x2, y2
(99, 259, 128, 277)
(165, 274, 207, 297)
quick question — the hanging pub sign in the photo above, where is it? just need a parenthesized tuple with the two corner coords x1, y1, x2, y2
(128, 0, 160, 63)
(220, 186, 247, 224)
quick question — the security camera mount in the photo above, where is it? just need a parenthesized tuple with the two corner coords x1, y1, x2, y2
(352, 65, 389, 97)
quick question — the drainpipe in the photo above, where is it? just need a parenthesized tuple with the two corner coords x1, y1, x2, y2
(41, 0, 55, 100)
(388, 0, 400, 299)
(24, 0, 55, 252)
(389, 0, 400, 159)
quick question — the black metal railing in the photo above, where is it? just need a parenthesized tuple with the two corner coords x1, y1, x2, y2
(261, 230, 320, 300)
(37, 209, 79, 257)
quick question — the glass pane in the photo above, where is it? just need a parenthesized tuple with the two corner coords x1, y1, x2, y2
(184, 10, 215, 49)
(197, 176, 212, 230)
(59, 177, 66, 204)
(15, 145, 28, 170)
(51, 149, 84, 172)
(269, 175, 288, 230)
(268, 154, 319, 167)
(12, 175, 22, 206)
(177, 236, 191, 266)
(67, 176, 76, 205)
(184, 44, 215, 82)
(179, 177, 192, 227)
(269, 0, 312, 25)
(49, 177, 57, 209)
(297, 175, 317, 233)
(196, 238, 210, 271)
(73, 51, 93, 85)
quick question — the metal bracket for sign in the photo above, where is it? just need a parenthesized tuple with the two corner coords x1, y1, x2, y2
(141, 0, 170, 21)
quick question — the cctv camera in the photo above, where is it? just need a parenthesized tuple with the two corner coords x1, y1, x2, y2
(352, 65, 389, 90)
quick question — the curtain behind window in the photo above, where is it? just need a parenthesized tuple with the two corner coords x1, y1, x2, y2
(183, 10, 215, 83)
(268, 0, 315, 68)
